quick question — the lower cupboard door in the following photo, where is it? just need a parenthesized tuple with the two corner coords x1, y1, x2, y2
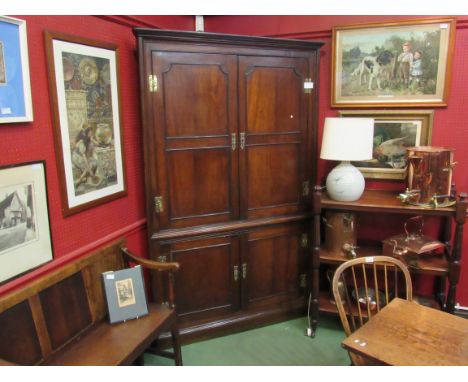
(241, 222, 308, 310)
(161, 234, 241, 321)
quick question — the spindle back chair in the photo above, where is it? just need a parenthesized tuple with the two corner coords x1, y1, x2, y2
(332, 255, 412, 336)
(332, 256, 412, 365)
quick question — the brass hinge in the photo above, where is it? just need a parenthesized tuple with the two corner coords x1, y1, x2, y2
(148, 74, 158, 93)
(233, 265, 239, 282)
(242, 263, 247, 279)
(301, 233, 309, 248)
(154, 196, 164, 213)
(304, 78, 314, 93)
(302, 181, 310, 197)
(300, 273, 307, 288)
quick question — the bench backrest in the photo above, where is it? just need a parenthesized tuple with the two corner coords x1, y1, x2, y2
(0, 239, 126, 365)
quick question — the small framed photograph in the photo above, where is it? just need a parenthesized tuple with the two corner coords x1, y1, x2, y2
(0, 16, 33, 123)
(45, 31, 127, 216)
(338, 110, 434, 180)
(0, 161, 53, 283)
(102, 266, 148, 324)
(332, 18, 455, 108)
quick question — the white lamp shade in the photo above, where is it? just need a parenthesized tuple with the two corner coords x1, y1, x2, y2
(320, 117, 374, 161)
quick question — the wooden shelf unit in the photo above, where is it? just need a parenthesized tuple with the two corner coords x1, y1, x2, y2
(320, 245, 449, 276)
(310, 187, 467, 333)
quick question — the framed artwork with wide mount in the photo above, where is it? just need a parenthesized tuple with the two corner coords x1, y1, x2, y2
(0, 16, 33, 123)
(339, 109, 434, 180)
(102, 266, 148, 324)
(332, 18, 455, 108)
(0, 161, 53, 283)
(45, 31, 127, 216)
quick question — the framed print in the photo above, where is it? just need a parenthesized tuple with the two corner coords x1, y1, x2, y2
(332, 18, 455, 108)
(45, 31, 127, 216)
(339, 110, 433, 180)
(102, 266, 149, 324)
(0, 16, 33, 123)
(0, 161, 53, 283)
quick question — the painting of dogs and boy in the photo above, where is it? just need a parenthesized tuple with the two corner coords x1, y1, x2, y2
(332, 18, 455, 107)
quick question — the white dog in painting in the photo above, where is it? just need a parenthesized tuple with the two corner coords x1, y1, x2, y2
(352, 50, 395, 90)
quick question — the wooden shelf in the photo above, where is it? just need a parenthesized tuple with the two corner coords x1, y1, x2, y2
(321, 189, 456, 217)
(320, 245, 449, 276)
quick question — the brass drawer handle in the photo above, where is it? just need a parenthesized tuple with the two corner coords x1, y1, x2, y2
(240, 132, 246, 150)
(231, 133, 237, 150)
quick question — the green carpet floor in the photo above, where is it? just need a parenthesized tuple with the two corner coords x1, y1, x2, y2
(144, 315, 350, 366)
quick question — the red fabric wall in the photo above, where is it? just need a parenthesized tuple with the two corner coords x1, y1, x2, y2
(0, 15, 194, 296)
(205, 15, 468, 306)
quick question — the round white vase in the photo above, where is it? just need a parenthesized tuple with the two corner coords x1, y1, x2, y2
(325, 161, 365, 202)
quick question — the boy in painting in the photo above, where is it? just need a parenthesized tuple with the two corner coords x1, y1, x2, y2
(397, 42, 413, 87)
(410, 50, 423, 88)
(72, 125, 102, 190)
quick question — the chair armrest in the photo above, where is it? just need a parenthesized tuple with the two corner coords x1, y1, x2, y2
(121, 248, 179, 272)
(121, 247, 179, 307)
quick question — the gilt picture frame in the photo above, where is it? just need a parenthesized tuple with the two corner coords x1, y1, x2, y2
(332, 18, 455, 108)
(338, 110, 433, 180)
(0, 16, 33, 123)
(0, 161, 53, 283)
(45, 31, 127, 216)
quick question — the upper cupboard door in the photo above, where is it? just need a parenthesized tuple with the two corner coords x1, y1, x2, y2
(238, 56, 311, 219)
(150, 52, 239, 230)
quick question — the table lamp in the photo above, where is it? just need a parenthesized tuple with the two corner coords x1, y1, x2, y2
(320, 117, 374, 202)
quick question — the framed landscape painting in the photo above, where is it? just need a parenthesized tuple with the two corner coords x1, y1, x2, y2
(332, 18, 455, 108)
(45, 31, 127, 216)
(0, 16, 33, 123)
(339, 110, 433, 180)
(0, 161, 53, 283)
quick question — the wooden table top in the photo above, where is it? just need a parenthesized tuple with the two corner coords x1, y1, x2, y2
(342, 298, 468, 366)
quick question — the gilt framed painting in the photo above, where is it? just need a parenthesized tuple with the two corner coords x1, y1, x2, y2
(0, 161, 53, 283)
(332, 18, 455, 108)
(45, 31, 127, 216)
(339, 110, 433, 180)
(0, 16, 33, 123)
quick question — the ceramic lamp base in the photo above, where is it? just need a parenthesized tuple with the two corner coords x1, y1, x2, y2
(326, 161, 365, 202)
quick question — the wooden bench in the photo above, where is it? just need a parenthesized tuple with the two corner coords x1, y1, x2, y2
(0, 239, 182, 366)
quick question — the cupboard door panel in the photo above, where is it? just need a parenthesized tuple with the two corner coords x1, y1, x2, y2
(241, 223, 307, 309)
(247, 143, 301, 216)
(238, 56, 310, 219)
(163, 235, 240, 320)
(150, 52, 239, 230)
(167, 148, 231, 224)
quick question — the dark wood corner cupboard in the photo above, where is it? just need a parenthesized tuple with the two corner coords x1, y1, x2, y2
(134, 29, 323, 342)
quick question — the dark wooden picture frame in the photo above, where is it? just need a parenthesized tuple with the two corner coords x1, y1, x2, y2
(44, 31, 127, 216)
(331, 17, 456, 108)
(0, 160, 53, 283)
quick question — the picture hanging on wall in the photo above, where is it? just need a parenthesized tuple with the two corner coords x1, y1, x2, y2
(0, 16, 33, 123)
(0, 161, 53, 283)
(331, 18, 455, 108)
(338, 110, 434, 180)
(45, 31, 127, 216)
